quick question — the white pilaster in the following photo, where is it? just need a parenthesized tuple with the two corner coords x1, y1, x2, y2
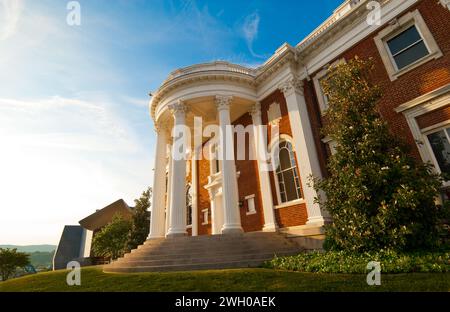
(148, 124, 169, 239)
(279, 75, 329, 226)
(165, 142, 173, 235)
(215, 95, 243, 235)
(166, 101, 189, 237)
(440, 0, 450, 11)
(249, 103, 277, 232)
(191, 148, 199, 236)
(208, 188, 222, 235)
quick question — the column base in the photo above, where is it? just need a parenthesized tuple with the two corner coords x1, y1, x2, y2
(166, 232, 187, 238)
(147, 235, 165, 240)
(306, 215, 332, 227)
(262, 223, 278, 232)
(166, 228, 187, 238)
(221, 226, 244, 235)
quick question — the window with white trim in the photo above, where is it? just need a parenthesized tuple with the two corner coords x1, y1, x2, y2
(201, 209, 209, 225)
(386, 25, 429, 70)
(313, 59, 345, 113)
(210, 143, 220, 174)
(426, 126, 450, 176)
(186, 184, 193, 227)
(275, 140, 302, 203)
(245, 194, 256, 215)
(374, 10, 442, 81)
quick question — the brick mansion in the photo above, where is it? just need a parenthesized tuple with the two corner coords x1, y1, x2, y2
(105, 0, 450, 272)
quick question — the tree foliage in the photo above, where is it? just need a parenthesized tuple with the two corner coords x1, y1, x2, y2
(126, 187, 151, 251)
(0, 248, 30, 281)
(92, 214, 132, 260)
(315, 57, 447, 252)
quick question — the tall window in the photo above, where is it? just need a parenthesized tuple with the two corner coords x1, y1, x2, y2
(186, 185, 193, 226)
(275, 140, 302, 203)
(386, 25, 429, 70)
(427, 127, 450, 177)
(210, 143, 220, 174)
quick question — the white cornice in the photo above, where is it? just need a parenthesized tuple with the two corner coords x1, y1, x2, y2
(440, 0, 450, 10)
(149, 0, 425, 121)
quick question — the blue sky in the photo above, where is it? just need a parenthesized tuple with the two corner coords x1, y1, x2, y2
(0, 0, 342, 245)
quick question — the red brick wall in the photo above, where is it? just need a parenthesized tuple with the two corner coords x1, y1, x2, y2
(303, 79, 329, 176)
(233, 113, 265, 232)
(308, 0, 450, 162)
(416, 105, 450, 129)
(260, 89, 308, 227)
(197, 156, 212, 235)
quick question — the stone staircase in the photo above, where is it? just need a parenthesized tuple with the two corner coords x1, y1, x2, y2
(104, 231, 303, 273)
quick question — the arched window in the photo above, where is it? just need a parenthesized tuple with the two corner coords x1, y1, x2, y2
(186, 184, 193, 226)
(275, 140, 302, 203)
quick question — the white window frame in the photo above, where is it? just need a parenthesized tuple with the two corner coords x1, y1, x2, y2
(245, 194, 257, 215)
(313, 59, 346, 113)
(269, 134, 305, 208)
(397, 83, 450, 187)
(186, 183, 193, 228)
(374, 9, 443, 81)
(322, 136, 338, 155)
(201, 209, 209, 225)
(209, 142, 221, 175)
(423, 124, 450, 178)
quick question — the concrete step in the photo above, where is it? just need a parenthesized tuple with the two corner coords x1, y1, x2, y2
(103, 231, 304, 273)
(128, 248, 295, 259)
(112, 251, 298, 267)
(133, 241, 297, 253)
(120, 248, 299, 262)
(104, 258, 273, 273)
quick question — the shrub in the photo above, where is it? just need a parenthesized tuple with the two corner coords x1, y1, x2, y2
(92, 214, 132, 260)
(263, 250, 450, 274)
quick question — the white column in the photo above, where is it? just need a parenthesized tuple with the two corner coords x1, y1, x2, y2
(191, 148, 199, 236)
(249, 103, 277, 232)
(279, 75, 329, 226)
(148, 124, 168, 239)
(208, 189, 219, 235)
(165, 142, 173, 235)
(166, 101, 189, 237)
(215, 95, 243, 235)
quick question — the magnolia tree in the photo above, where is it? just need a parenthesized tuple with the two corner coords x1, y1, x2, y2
(92, 214, 132, 260)
(314, 57, 447, 252)
(126, 187, 151, 251)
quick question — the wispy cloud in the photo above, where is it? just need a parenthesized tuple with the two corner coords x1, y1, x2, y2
(242, 11, 264, 59)
(122, 96, 149, 107)
(0, 95, 142, 153)
(0, 0, 23, 41)
(0, 95, 153, 244)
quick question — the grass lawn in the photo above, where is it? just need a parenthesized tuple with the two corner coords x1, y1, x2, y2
(0, 266, 449, 292)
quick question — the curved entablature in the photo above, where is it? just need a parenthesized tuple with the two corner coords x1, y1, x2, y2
(150, 48, 299, 122)
(150, 61, 258, 122)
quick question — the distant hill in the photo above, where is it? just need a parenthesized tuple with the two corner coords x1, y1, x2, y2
(0, 245, 56, 253)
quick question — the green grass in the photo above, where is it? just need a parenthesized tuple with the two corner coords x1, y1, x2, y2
(0, 266, 449, 292)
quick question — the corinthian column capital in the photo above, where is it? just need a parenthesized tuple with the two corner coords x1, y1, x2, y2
(168, 100, 189, 117)
(215, 95, 233, 111)
(278, 75, 304, 97)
